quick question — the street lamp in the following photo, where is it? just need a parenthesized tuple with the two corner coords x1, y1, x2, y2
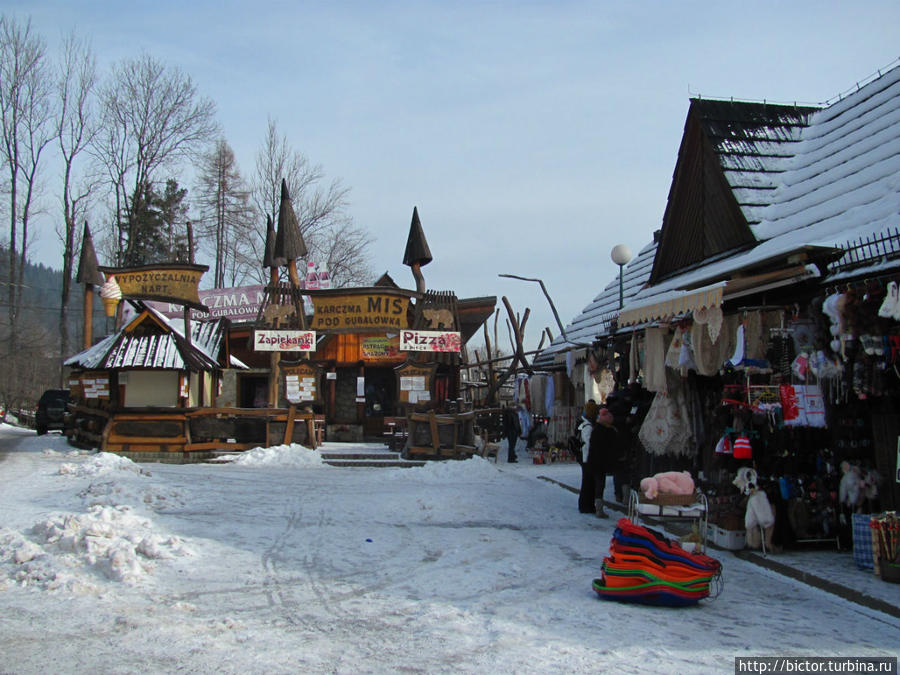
(610, 244, 633, 310)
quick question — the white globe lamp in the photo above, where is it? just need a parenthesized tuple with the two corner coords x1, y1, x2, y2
(610, 244, 633, 310)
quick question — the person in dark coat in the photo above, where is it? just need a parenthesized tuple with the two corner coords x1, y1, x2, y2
(587, 406, 620, 517)
(576, 401, 599, 513)
(605, 391, 633, 504)
(502, 406, 520, 463)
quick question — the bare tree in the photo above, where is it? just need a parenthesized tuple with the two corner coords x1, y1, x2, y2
(194, 138, 252, 287)
(249, 117, 373, 286)
(55, 30, 98, 371)
(0, 15, 53, 371)
(92, 52, 218, 264)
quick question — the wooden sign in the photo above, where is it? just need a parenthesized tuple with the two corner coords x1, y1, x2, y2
(254, 330, 316, 352)
(400, 330, 461, 352)
(362, 335, 401, 360)
(307, 291, 410, 332)
(99, 264, 209, 311)
(394, 360, 437, 405)
(280, 360, 322, 404)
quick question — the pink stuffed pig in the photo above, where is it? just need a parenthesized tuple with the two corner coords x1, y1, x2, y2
(640, 476, 659, 499)
(640, 471, 694, 499)
(654, 471, 695, 495)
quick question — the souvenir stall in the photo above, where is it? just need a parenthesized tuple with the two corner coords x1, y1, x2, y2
(616, 286, 899, 555)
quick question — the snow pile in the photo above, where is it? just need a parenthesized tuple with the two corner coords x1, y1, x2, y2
(59, 451, 150, 478)
(225, 443, 325, 467)
(2, 505, 194, 588)
(389, 455, 502, 481)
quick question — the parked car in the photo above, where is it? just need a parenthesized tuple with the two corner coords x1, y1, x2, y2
(35, 389, 70, 435)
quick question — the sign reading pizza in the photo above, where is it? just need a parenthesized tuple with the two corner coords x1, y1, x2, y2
(400, 330, 461, 352)
(99, 264, 209, 311)
(254, 330, 316, 352)
(308, 291, 410, 332)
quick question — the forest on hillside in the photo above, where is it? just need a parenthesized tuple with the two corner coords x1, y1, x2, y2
(0, 246, 107, 410)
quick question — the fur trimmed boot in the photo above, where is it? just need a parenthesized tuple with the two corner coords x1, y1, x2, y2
(594, 498, 608, 518)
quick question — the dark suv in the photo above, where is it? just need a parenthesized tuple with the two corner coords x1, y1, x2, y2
(35, 389, 70, 435)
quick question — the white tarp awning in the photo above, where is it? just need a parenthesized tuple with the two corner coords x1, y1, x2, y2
(618, 282, 726, 326)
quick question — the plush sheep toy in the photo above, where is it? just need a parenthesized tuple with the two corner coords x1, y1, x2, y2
(733, 467, 775, 552)
(640, 471, 695, 500)
(838, 461, 862, 512)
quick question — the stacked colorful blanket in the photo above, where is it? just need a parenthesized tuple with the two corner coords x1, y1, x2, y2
(593, 518, 722, 607)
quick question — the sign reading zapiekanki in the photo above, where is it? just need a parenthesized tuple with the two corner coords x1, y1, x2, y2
(400, 330, 461, 352)
(254, 330, 316, 352)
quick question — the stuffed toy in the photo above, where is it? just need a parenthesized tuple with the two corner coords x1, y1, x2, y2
(640, 471, 695, 499)
(838, 461, 862, 511)
(733, 467, 775, 552)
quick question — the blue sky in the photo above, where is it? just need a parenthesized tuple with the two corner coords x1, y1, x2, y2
(9, 1, 900, 350)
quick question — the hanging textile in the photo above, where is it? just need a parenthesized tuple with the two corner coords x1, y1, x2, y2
(629, 332, 640, 383)
(583, 362, 601, 403)
(529, 375, 546, 416)
(691, 319, 721, 376)
(597, 368, 615, 403)
(544, 374, 555, 419)
(637, 373, 694, 456)
(744, 310, 765, 360)
(679, 328, 698, 372)
(665, 326, 684, 369)
(643, 327, 667, 393)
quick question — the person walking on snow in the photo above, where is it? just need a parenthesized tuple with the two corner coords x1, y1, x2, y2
(588, 405, 619, 518)
(577, 401, 598, 513)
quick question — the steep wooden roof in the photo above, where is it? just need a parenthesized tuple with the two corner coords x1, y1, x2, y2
(64, 306, 230, 372)
(650, 99, 818, 284)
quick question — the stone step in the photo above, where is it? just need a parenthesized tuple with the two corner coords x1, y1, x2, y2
(320, 452, 402, 461)
(323, 459, 426, 468)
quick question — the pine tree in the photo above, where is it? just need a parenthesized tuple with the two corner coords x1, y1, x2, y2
(122, 179, 190, 266)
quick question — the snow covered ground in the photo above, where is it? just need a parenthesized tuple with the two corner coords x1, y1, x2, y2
(1, 423, 898, 674)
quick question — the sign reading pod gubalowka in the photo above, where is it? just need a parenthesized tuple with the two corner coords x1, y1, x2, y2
(99, 264, 209, 312)
(304, 289, 413, 333)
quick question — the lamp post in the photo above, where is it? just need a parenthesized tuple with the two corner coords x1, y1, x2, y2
(610, 244, 633, 310)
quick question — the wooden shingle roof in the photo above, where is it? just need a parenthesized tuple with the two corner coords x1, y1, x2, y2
(537, 61, 900, 364)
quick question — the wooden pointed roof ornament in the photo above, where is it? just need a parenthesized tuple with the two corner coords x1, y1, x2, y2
(76, 222, 105, 287)
(263, 214, 276, 268)
(403, 206, 432, 294)
(76, 222, 105, 350)
(273, 178, 307, 267)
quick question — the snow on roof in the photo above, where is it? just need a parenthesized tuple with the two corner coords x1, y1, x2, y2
(753, 64, 900, 248)
(65, 304, 229, 371)
(537, 62, 900, 362)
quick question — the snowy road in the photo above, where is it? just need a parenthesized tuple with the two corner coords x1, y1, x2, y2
(1, 431, 898, 674)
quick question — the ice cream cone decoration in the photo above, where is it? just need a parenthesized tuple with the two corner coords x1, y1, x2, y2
(99, 275, 122, 317)
(101, 295, 119, 317)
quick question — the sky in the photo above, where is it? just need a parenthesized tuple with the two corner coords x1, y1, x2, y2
(2, 424, 899, 673)
(7, 1, 900, 351)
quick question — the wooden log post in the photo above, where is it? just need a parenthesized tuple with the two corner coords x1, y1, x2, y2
(283, 403, 296, 444)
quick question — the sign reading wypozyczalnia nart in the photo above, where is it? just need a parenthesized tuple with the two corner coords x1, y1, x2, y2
(99, 264, 209, 312)
(306, 290, 412, 332)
